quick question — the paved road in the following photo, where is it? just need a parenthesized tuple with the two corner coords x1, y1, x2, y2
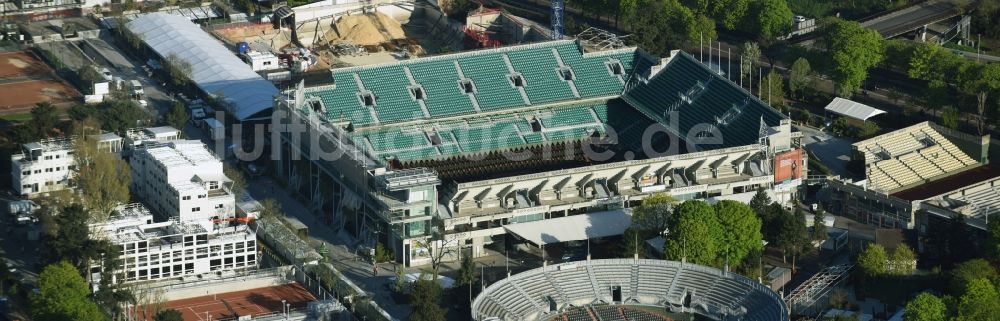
(862, 1, 958, 38)
(80, 34, 173, 118)
(796, 125, 855, 179)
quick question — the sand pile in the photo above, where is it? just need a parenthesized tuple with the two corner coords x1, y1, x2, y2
(330, 12, 406, 45)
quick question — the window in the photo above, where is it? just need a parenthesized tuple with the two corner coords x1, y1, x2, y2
(44, 156, 52, 160)
(33, 170, 40, 174)
(508, 73, 525, 87)
(408, 85, 426, 101)
(557, 66, 575, 81)
(55, 155, 60, 159)
(45, 168, 53, 173)
(22, 171, 29, 176)
(358, 91, 376, 107)
(215, 204, 224, 209)
(198, 194, 206, 199)
(606, 60, 624, 76)
(182, 196, 191, 200)
(192, 207, 201, 212)
(458, 79, 476, 94)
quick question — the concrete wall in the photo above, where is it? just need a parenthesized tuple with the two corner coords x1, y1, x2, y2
(158, 266, 295, 301)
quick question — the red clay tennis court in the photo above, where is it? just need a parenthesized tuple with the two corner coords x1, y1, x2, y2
(154, 283, 316, 321)
(0, 51, 51, 78)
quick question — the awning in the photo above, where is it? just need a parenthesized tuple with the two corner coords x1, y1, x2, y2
(504, 209, 632, 246)
(193, 172, 232, 183)
(824, 97, 886, 121)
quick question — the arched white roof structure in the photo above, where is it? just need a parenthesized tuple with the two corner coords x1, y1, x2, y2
(824, 97, 886, 122)
(127, 13, 278, 121)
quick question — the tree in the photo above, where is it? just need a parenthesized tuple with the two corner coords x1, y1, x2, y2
(394, 266, 405, 293)
(374, 241, 393, 264)
(631, 192, 676, 233)
(41, 204, 101, 269)
(740, 42, 761, 82)
(456, 254, 476, 289)
(776, 206, 809, 271)
(258, 198, 285, 218)
(713, 200, 763, 267)
(748, 0, 792, 39)
(709, 0, 749, 30)
(621, 227, 647, 258)
(74, 131, 131, 222)
(763, 71, 786, 107)
(827, 20, 884, 96)
(989, 219, 1000, 261)
(30, 102, 60, 138)
(942, 106, 961, 129)
(665, 200, 722, 265)
(409, 273, 446, 321)
(903, 292, 947, 321)
(908, 43, 947, 81)
(0, 251, 11, 296)
(414, 236, 458, 273)
(164, 53, 192, 87)
(888, 244, 916, 276)
(789, 57, 812, 99)
(77, 66, 104, 89)
(951, 259, 998, 294)
(857, 243, 888, 277)
(810, 205, 828, 243)
(223, 164, 246, 201)
(164, 101, 189, 131)
(98, 99, 149, 133)
(749, 188, 772, 218)
(154, 309, 183, 321)
(955, 278, 1000, 321)
(30, 261, 104, 321)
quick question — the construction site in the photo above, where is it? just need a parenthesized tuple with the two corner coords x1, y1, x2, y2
(212, 1, 464, 71)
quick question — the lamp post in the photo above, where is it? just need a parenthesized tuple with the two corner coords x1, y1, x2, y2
(281, 299, 287, 317)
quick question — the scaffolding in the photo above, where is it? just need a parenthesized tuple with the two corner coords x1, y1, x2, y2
(785, 264, 853, 317)
(576, 27, 629, 52)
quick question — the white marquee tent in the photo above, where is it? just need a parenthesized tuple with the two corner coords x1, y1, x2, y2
(127, 13, 278, 121)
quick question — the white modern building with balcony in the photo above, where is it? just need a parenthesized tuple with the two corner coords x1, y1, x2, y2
(90, 203, 257, 284)
(130, 140, 235, 222)
(10, 133, 124, 197)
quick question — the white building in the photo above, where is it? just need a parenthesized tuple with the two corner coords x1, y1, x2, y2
(242, 51, 282, 72)
(130, 140, 235, 222)
(10, 134, 123, 197)
(11, 138, 75, 196)
(124, 126, 181, 150)
(90, 203, 257, 284)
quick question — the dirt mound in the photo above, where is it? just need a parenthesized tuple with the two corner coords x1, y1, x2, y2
(330, 12, 406, 46)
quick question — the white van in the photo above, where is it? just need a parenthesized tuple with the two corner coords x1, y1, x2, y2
(130, 80, 143, 97)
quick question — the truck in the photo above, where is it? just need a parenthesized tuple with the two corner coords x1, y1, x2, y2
(129, 80, 143, 98)
(6, 200, 37, 215)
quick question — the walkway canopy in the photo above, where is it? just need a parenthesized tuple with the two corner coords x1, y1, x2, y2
(504, 209, 632, 246)
(127, 13, 278, 121)
(824, 97, 886, 122)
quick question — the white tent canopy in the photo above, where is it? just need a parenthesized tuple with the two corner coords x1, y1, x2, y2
(504, 209, 632, 246)
(127, 13, 278, 121)
(824, 97, 886, 122)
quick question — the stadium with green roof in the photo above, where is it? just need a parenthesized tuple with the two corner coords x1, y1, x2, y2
(271, 39, 805, 267)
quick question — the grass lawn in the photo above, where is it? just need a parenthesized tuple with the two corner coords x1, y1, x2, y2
(0, 113, 32, 122)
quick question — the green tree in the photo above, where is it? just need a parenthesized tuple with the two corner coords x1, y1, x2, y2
(77, 66, 104, 89)
(74, 131, 131, 221)
(740, 42, 761, 81)
(709, 0, 749, 30)
(223, 163, 246, 201)
(776, 206, 809, 271)
(665, 200, 722, 265)
(763, 71, 786, 107)
(858, 121, 880, 139)
(749, 188, 772, 218)
(374, 242, 393, 264)
(908, 43, 946, 81)
(394, 266, 405, 293)
(713, 200, 763, 267)
(621, 227, 647, 258)
(989, 219, 1000, 261)
(0, 251, 11, 296)
(456, 254, 476, 289)
(827, 20, 884, 96)
(857, 243, 888, 277)
(30, 102, 60, 138)
(883, 39, 917, 72)
(631, 192, 676, 233)
(951, 259, 998, 294)
(98, 99, 149, 133)
(955, 278, 1000, 321)
(154, 309, 183, 321)
(30, 261, 104, 321)
(903, 292, 947, 321)
(789, 57, 812, 99)
(41, 204, 101, 269)
(810, 205, 828, 243)
(888, 244, 916, 276)
(409, 273, 446, 321)
(942, 106, 961, 129)
(164, 101, 189, 131)
(258, 198, 285, 218)
(164, 52, 192, 87)
(748, 0, 792, 39)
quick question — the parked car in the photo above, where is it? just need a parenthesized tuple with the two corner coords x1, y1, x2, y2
(99, 68, 113, 81)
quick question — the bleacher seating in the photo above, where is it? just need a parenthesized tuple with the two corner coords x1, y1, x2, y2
(555, 45, 627, 97)
(471, 259, 789, 321)
(458, 54, 526, 111)
(357, 65, 425, 123)
(407, 59, 477, 117)
(507, 48, 576, 104)
(854, 122, 981, 193)
(306, 72, 375, 125)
